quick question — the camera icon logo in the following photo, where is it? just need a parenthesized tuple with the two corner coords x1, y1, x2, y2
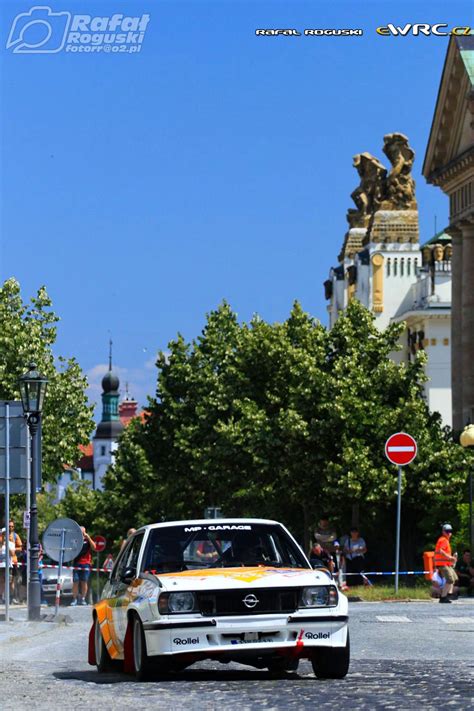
(6, 5, 71, 53)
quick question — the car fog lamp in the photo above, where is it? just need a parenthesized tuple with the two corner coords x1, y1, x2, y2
(168, 592, 196, 613)
(301, 586, 337, 607)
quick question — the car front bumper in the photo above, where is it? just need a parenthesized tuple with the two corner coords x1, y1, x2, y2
(143, 613, 348, 657)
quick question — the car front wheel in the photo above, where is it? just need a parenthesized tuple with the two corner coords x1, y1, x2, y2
(94, 617, 115, 673)
(132, 615, 153, 681)
(310, 631, 350, 679)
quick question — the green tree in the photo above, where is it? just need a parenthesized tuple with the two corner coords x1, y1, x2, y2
(96, 418, 159, 545)
(102, 299, 466, 563)
(0, 278, 94, 481)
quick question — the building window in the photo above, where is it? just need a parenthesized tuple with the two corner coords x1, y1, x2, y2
(393, 258, 398, 276)
(400, 258, 404, 276)
(386, 258, 391, 276)
(407, 258, 411, 276)
(100, 445, 106, 456)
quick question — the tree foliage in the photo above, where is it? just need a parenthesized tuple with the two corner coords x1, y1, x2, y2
(0, 278, 94, 481)
(98, 300, 466, 560)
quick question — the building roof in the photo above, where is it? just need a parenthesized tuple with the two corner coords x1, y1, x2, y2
(421, 230, 451, 247)
(94, 419, 124, 440)
(423, 36, 474, 181)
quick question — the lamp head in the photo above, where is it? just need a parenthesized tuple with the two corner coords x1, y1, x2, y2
(18, 363, 48, 415)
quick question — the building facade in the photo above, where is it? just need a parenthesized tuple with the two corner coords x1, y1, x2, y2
(423, 35, 474, 432)
(52, 366, 141, 500)
(325, 134, 452, 425)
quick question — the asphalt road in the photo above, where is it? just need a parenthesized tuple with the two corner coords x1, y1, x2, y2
(1, 600, 473, 709)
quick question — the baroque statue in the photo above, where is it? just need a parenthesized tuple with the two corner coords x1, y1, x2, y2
(382, 133, 417, 209)
(347, 152, 386, 228)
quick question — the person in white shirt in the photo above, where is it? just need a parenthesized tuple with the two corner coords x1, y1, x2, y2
(0, 530, 16, 602)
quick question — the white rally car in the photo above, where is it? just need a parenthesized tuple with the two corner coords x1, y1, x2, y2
(89, 519, 349, 680)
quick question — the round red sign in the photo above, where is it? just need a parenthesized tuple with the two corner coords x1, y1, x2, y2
(93, 534, 107, 552)
(385, 432, 417, 466)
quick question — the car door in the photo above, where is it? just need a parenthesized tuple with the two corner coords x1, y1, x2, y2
(111, 533, 145, 649)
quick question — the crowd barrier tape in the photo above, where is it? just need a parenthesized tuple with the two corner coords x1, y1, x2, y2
(11, 561, 434, 576)
(13, 561, 112, 573)
(345, 571, 430, 576)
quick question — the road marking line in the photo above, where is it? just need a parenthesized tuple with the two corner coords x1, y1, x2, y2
(439, 617, 474, 624)
(376, 615, 412, 623)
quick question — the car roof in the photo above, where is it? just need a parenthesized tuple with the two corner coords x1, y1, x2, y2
(136, 518, 282, 532)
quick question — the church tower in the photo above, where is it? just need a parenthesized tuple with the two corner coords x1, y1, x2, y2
(93, 341, 124, 490)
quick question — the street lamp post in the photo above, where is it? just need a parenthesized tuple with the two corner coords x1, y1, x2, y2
(460, 423, 474, 554)
(18, 363, 48, 621)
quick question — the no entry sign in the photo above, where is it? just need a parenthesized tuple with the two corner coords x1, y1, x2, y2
(93, 534, 107, 552)
(385, 432, 417, 466)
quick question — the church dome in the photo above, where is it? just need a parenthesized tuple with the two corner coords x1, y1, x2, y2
(102, 370, 119, 393)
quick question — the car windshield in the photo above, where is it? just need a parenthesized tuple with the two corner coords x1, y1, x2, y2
(142, 522, 309, 574)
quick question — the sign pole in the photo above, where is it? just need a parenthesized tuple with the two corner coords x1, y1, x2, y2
(4, 403, 10, 623)
(385, 432, 418, 595)
(395, 465, 402, 594)
(96, 551, 100, 604)
(54, 528, 66, 618)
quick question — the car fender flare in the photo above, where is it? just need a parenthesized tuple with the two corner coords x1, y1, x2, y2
(123, 611, 137, 674)
(88, 618, 96, 666)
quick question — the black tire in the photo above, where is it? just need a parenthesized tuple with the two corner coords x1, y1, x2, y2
(267, 657, 300, 674)
(132, 615, 153, 681)
(94, 617, 116, 673)
(310, 631, 350, 679)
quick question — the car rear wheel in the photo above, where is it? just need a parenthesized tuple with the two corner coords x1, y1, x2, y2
(132, 615, 153, 681)
(94, 617, 115, 673)
(310, 631, 350, 679)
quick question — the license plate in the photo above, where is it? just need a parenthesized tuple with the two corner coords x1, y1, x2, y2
(244, 632, 259, 642)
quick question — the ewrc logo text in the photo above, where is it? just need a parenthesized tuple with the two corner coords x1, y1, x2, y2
(6, 6, 150, 54)
(376, 24, 471, 36)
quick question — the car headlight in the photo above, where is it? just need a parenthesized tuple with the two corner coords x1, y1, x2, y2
(300, 586, 338, 608)
(158, 592, 197, 614)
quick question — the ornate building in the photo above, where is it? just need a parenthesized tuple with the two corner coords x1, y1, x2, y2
(423, 35, 474, 432)
(53, 353, 141, 500)
(325, 134, 452, 425)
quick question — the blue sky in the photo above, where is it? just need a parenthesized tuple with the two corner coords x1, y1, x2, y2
(1, 0, 471, 415)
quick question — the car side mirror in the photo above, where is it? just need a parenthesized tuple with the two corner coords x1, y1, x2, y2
(120, 567, 135, 584)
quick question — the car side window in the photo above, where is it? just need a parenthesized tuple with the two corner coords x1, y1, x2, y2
(123, 534, 144, 575)
(111, 544, 132, 582)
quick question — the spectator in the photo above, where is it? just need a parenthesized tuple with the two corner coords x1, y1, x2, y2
(434, 523, 458, 603)
(431, 570, 459, 600)
(342, 527, 367, 587)
(9, 520, 22, 604)
(70, 526, 96, 606)
(308, 541, 334, 572)
(0, 529, 15, 604)
(120, 528, 137, 553)
(455, 549, 474, 596)
(314, 515, 338, 554)
(314, 515, 339, 574)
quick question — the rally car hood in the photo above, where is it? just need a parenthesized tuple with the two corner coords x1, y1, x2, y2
(155, 566, 333, 591)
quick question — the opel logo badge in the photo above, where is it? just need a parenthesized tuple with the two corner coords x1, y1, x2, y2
(243, 594, 259, 609)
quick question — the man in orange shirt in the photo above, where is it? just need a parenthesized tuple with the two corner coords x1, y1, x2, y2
(434, 524, 458, 603)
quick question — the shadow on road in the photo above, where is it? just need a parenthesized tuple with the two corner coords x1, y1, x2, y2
(54, 667, 305, 685)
